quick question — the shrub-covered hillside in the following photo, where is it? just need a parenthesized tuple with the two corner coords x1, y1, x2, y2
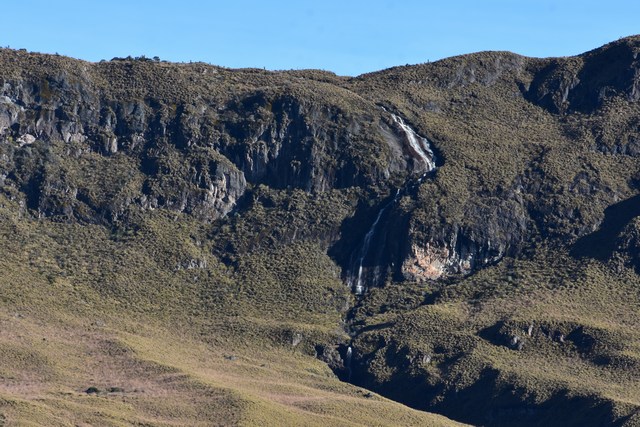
(1, 36, 640, 426)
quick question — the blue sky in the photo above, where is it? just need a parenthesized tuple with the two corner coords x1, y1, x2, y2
(3, 1, 639, 76)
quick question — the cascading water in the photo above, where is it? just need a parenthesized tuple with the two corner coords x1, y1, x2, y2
(390, 113, 436, 173)
(345, 346, 353, 381)
(336, 111, 439, 391)
(349, 190, 400, 295)
(346, 111, 437, 295)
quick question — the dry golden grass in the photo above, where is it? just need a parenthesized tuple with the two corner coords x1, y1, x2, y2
(0, 307, 464, 426)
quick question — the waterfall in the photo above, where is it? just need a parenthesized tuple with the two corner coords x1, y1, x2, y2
(390, 113, 436, 173)
(346, 110, 437, 296)
(349, 190, 400, 295)
(346, 346, 353, 382)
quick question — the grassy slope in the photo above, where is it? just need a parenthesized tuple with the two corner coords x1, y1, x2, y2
(350, 248, 640, 424)
(0, 311, 464, 426)
(0, 193, 462, 426)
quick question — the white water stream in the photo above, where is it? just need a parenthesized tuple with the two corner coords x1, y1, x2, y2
(390, 113, 436, 173)
(350, 190, 400, 295)
(348, 112, 437, 295)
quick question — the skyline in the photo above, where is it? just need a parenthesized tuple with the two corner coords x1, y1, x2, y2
(3, 1, 639, 76)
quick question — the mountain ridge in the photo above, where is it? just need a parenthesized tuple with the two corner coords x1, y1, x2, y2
(1, 36, 640, 426)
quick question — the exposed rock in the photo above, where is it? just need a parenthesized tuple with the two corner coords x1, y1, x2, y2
(509, 335, 524, 351)
(105, 136, 118, 154)
(16, 134, 36, 147)
(524, 37, 640, 114)
(176, 258, 208, 271)
(316, 345, 346, 373)
(291, 332, 303, 347)
(402, 242, 455, 280)
(401, 231, 507, 282)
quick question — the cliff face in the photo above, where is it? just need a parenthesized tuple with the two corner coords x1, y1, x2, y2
(0, 56, 438, 224)
(2, 37, 640, 426)
(2, 40, 636, 275)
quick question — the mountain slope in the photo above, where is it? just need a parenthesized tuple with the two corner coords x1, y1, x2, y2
(1, 36, 640, 426)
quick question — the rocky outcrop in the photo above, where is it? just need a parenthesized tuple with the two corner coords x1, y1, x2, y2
(402, 227, 508, 281)
(215, 92, 392, 191)
(401, 238, 503, 281)
(524, 36, 640, 114)
(0, 70, 249, 221)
